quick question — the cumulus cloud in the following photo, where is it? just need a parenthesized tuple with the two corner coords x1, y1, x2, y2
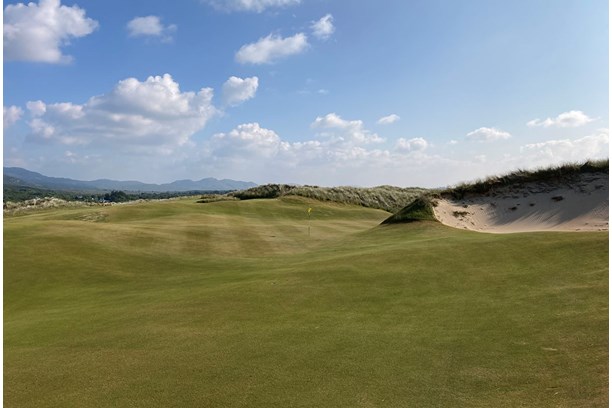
(25, 74, 217, 151)
(395, 137, 428, 152)
(4, 0, 98, 63)
(127, 16, 176, 42)
(311, 14, 334, 40)
(527, 110, 595, 128)
(520, 129, 609, 163)
(212, 123, 288, 158)
(200, 121, 451, 186)
(235, 33, 308, 64)
(4, 105, 24, 128)
(221, 76, 259, 107)
(26, 100, 47, 116)
(466, 127, 511, 142)
(208, 121, 401, 165)
(377, 114, 400, 125)
(311, 113, 384, 144)
(202, 0, 300, 12)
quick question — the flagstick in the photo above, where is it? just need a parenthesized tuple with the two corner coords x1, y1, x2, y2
(307, 207, 312, 237)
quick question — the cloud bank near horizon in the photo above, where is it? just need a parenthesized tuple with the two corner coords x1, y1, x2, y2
(5, 64, 608, 187)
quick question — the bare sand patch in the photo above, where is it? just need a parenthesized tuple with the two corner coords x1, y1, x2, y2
(433, 172, 608, 233)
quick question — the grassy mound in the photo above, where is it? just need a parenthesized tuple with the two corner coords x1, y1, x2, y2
(231, 184, 427, 213)
(230, 184, 297, 200)
(380, 195, 437, 224)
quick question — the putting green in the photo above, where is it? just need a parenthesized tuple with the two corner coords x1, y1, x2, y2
(4, 197, 608, 407)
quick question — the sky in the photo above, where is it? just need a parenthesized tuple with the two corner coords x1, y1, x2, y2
(3, 0, 609, 187)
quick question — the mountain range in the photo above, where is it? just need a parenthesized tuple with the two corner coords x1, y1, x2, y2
(4, 167, 257, 192)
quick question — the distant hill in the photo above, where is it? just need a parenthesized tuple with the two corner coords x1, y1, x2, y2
(3, 167, 257, 192)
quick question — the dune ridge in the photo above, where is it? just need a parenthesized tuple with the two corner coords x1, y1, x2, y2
(432, 171, 608, 233)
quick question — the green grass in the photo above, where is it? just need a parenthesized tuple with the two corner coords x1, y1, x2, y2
(381, 196, 437, 224)
(4, 197, 608, 407)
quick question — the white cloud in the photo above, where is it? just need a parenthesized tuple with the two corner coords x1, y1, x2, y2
(26, 100, 47, 116)
(212, 123, 288, 158)
(4, 0, 98, 63)
(221, 76, 259, 107)
(311, 113, 384, 144)
(200, 121, 459, 186)
(127, 16, 176, 42)
(235, 33, 308, 64)
(395, 137, 428, 152)
(210, 119, 383, 163)
(311, 14, 335, 40)
(377, 114, 400, 125)
(4, 105, 24, 128)
(474, 154, 487, 163)
(527, 110, 595, 128)
(202, 0, 300, 13)
(25, 74, 217, 151)
(519, 129, 609, 163)
(466, 127, 511, 142)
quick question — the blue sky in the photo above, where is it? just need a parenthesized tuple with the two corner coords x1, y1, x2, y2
(3, 0, 609, 187)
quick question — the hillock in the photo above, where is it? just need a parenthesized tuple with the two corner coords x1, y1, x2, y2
(381, 196, 437, 224)
(230, 184, 428, 213)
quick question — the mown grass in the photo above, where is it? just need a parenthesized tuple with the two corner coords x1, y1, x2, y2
(4, 197, 608, 407)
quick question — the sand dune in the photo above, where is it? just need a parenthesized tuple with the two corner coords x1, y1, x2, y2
(433, 172, 608, 233)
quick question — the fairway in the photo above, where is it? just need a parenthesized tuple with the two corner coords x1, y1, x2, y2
(4, 197, 608, 407)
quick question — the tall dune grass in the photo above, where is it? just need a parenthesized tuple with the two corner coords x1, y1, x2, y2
(441, 159, 608, 199)
(3, 197, 101, 215)
(231, 184, 427, 213)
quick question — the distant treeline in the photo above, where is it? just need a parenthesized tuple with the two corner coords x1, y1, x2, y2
(4, 185, 234, 203)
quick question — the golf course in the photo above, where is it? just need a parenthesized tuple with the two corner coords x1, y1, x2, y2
(4, 193, 608, 407)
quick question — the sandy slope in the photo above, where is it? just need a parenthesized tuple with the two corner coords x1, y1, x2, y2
(433, 172, 609, 233)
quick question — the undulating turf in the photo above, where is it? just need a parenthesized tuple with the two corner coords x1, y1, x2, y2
(4, 197, 608, 407)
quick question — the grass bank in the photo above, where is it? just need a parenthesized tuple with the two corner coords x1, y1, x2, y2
(230, 184, 427, 213)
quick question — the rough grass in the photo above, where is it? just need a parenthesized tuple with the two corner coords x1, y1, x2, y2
(380, 195, 437, 224)
(441, 159, 609, 199)
(231, 184, 427, 213)
(196, 194, 239, 204)
(3, 197, 103, 215)
(4, 197, 608, 407)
